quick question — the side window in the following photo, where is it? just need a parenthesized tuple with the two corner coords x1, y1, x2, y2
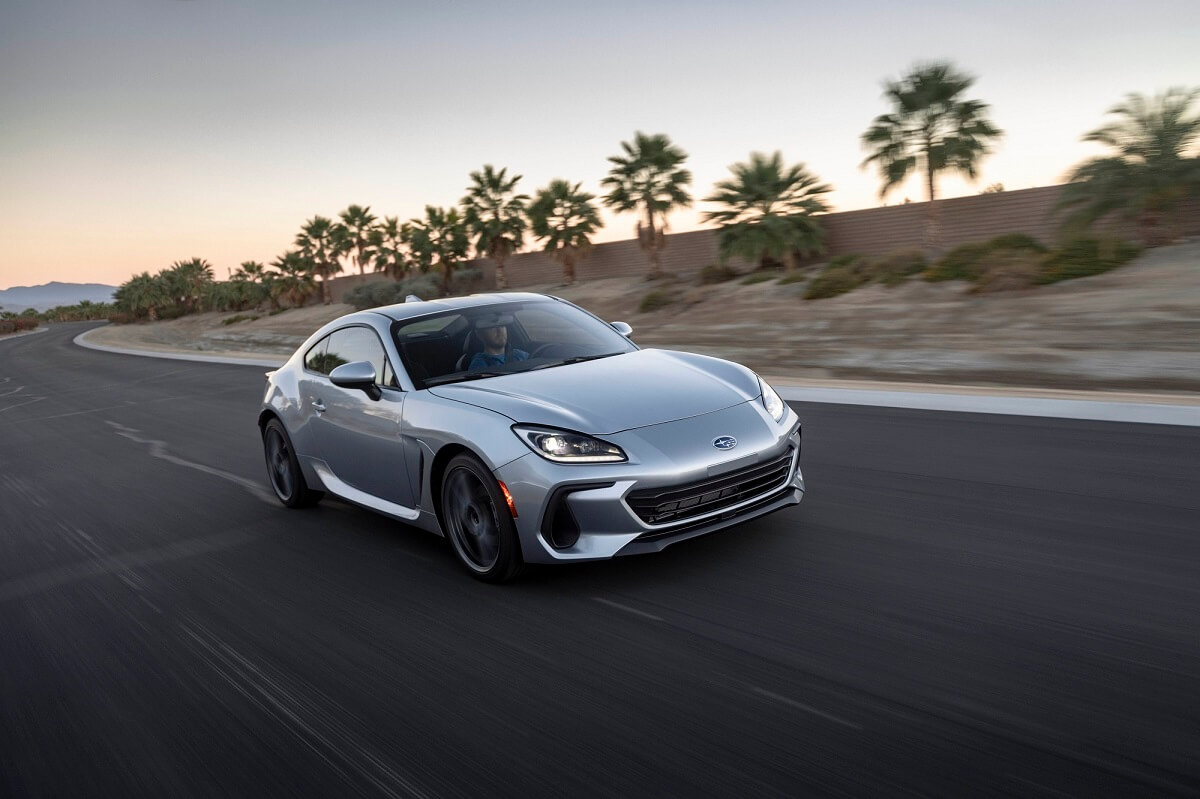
(325, 326, 398, 388)
(304, 335, 332, 374)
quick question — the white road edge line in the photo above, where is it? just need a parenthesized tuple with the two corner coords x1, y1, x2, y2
(750, 686, 862, 730)
(778, 386, 1200, 427)
(593, 597, 664, 622)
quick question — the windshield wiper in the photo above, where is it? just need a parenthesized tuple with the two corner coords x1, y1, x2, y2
(424, 371, 505, 387)
(530, 352, 622, 371)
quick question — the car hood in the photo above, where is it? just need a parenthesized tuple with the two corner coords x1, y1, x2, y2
(427, 349, 761, 434)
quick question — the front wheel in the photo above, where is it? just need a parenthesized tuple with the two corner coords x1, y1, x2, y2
(262, 418, 323, 508)
(441, 454, 524, 583)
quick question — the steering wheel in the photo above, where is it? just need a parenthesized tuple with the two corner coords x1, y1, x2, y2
(529, 343, 564, 359)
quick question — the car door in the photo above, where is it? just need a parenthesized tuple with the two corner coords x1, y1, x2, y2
(305, 325, 415, 510)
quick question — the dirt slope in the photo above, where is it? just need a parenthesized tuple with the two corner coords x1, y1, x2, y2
(84, 241, 1200, 393)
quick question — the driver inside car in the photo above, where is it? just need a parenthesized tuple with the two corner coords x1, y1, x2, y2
(468, 314, 529, 371)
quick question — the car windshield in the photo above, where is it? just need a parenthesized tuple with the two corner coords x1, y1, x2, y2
(393, 299, 637, 389)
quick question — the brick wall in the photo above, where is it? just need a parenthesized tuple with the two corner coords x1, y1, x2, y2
(326, 183, 1200, 296)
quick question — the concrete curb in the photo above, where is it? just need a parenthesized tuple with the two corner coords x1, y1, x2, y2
(775, 385, 1200, 427)
(74, 327, 285, 368)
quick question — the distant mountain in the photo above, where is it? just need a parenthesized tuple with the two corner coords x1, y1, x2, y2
(0, 282, 117, 312)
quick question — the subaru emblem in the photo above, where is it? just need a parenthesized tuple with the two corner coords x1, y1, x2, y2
(712, 436, 737, 450)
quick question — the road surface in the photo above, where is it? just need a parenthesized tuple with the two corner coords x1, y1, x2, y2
(2, 323, 1198, 797)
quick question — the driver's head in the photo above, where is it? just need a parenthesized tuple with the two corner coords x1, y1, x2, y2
(479, 324, 508, 351)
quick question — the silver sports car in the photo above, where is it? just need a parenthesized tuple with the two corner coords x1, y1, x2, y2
(259, 292, 804, 581)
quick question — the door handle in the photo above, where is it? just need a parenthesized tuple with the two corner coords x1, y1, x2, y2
(311, 400, 326, 413)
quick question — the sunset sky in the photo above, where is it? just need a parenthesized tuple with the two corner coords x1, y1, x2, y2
(1, 0, 1196, 290)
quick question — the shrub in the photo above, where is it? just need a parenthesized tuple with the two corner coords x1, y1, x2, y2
(1037, 237, 1140, 284)
(804, 256, 871, 300)
(451, 266, 484, 292)
(926, 234, 1047, 283)
(971, 251, 1044, 293)
(108, 312, 134, 325)
(699, 264, 738, 284)
(346, 282, 391, 309)
(871, 249, 927, 286)
(778, 271, 808, 285)
(345, 275, 440, 309)
(156, 305, 185, 320)
(926, 242, 990, 282)
(739, 272, 777, 285)
(1, 318, 39, 334)
(221, 314, 259, 325)
(987, 232, 1047, 253)
(402, 274, 441, 300)
(639, 290, 675, 312)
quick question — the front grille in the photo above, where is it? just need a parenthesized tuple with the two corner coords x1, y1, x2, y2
(626, 448, 794, 526)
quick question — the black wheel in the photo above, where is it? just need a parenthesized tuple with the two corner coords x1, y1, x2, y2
(262, 418, 323, 508)
(440, 453, 525, 583)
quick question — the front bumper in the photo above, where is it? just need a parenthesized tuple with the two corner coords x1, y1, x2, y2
(495, 402, 805, 564)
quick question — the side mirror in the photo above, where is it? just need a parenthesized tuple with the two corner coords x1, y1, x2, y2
(611, 321, 633, 337)
(330, 361, 382, 400)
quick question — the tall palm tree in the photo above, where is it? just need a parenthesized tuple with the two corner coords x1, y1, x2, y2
(336, 204, 379, 275)
(368, 216, 410, 280)
(461, 165, 528, 290)
(295, 216, 342, 304)
(269, 250, 318, 309)
(861, 61, 1003, 245)
(601, 132, 692, 279)
(1059, 87, 1200, 244)
(527, 179, 602, 285)
(406, 206, 469, 296)
(702, 151, 833, 271)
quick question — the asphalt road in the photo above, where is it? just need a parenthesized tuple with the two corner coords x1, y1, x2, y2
(2, 323, 1198, 798)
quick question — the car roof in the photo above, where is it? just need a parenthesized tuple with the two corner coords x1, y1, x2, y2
(368, 292, 558, 322)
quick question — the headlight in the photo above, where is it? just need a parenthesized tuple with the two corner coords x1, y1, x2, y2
(513, 425, 627, 463)
(759, 377, 785, 423)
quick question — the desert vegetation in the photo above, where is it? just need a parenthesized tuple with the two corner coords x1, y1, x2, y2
(103, 69, 1195, 324)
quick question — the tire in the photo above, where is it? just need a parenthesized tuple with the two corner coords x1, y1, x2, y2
(262, 418, 323, 508)
(440, 453, 525, 583)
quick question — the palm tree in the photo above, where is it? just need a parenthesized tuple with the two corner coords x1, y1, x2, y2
(368, 216, 410, 280)
(230, 261, 271, 310)
(527, 180, 602, 285)
(232, 260, 267, 283)
(1059, 87, 1200, 244)
(162, 258, 214, 313)
(336, 204, 379, 275)
(601, 132, 692, 279)
(702, 151, 832, 271)
(295, 216, 342, 304)
(114, 272, 170, 320)
(269, 250, 318, 309)
(461, 165, 528, 290)
(861, 61, 1003, 245)
(406, 206, 469, 296)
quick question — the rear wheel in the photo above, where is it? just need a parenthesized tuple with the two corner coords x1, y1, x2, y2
(262, 418, 323, 508)
(441, 453, 524, 583)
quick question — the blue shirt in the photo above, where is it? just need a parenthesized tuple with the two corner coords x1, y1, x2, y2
(468, 349, 528, 371)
